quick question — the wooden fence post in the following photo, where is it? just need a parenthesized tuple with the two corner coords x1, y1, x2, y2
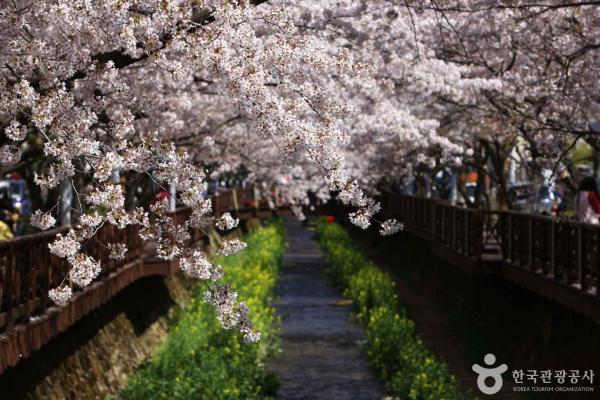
(213, 194, 220, 216)
(550, 220, 556, 278)
(528, 217, 533, 270)
(432, 203, 436, 240)
(232, 188, 239, 211)
(508, 214, 513, 263)
(578, 226, 584, 290)
(441, 206, 446, 245)
(465, 211, 469, 256)
(452, 207, 457, 251)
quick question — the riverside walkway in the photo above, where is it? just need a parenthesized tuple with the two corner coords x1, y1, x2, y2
(0, 187, 287, 375)
(269, 219, 385, 400)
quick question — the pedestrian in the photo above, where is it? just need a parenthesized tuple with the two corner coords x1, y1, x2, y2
(0, 196, 15, 240)
(151, 189, 169, 205)
(554, 175, 574, 217)
(574, 177, 600, 224)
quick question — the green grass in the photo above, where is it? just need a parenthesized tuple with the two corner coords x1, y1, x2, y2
(315, 219, 470, 400)
(118, 220, 285, 400)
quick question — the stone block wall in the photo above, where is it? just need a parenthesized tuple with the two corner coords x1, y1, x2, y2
(0, 273, 192, 400)
(0, 218, 264, 400)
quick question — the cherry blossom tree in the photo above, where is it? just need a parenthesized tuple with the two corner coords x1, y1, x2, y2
(2, 0, 599, 337)
(0, 0, 396, 339)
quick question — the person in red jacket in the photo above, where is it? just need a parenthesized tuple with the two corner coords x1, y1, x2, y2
(575, 177, 600, 224)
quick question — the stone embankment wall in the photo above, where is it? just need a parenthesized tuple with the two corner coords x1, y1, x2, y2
(0, 273, 191, 400)
(0, 219, 263, 400)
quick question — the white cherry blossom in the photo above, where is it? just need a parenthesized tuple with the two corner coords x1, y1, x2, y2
(31, 210, 56, 231)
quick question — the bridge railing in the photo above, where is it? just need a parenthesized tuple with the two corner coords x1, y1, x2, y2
(382, 193, 484, 259)
(0, 187, 285, 348)
(0, 227, 69, 333)
(381, 193, 600, 300)
(0, 223, 143, 333)
(498, 212, 600, 296)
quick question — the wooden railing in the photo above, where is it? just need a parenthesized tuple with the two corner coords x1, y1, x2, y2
(0, 226, 69, 333)
(379, 193, 600, 321)
(0, 224, 142, 334)
(213, 187, 276, 219)
(498, 212, 600, 296)
(382, 194, 484, 259)
(0, 187, 287, 374)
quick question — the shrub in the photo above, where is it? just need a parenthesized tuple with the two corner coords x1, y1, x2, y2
(316, 219, 469, 400)
(119, 221, 285, 400)
(345, 266, 398, 323)
(316, 221, 362, 287)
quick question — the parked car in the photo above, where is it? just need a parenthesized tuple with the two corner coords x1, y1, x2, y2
(0, 179, 32, 216)
(507, 183, 561, 215)
(533, 185, 562, 215)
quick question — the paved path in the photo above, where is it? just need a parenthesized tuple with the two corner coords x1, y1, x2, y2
(268, 219, 386, 400)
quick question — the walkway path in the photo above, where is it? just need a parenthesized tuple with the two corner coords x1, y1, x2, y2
(268, 219, 386, 400)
